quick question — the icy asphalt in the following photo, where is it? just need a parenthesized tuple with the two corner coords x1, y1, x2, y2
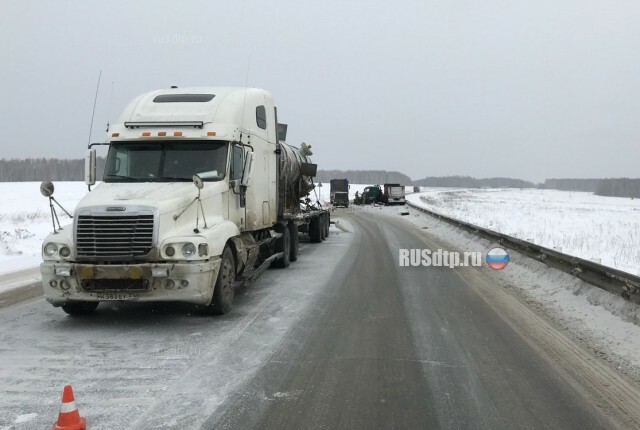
(1, 209, 639, 429)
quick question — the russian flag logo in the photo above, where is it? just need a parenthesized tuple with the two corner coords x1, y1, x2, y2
(486, 248, 509, 270)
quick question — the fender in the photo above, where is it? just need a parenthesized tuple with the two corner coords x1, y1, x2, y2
(203, 220, 242, 257)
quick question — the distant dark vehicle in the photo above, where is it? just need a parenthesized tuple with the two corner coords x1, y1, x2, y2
(330, 179, 350, 207)
(355, 185, 383, 205)
(333, 191, 349, 208)
(413, 186, 420, 193)
(383, 183, 406, 205)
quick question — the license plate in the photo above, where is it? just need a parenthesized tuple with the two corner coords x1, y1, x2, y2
(96, 292, 140, 301)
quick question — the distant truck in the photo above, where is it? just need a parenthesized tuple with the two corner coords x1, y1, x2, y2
(354, 185, 383, 205)
(330, 179, 349, 208)
(383, 183, 406, 205)
(40, 87, 330, 316)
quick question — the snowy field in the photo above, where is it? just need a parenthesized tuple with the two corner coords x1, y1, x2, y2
(0, 182, 87, 276)
(407, 188, 640, 275)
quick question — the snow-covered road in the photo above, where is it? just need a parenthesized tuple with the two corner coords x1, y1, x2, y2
(0, 226, 353, 429)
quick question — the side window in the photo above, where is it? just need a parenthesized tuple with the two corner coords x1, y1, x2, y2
(230, 145, 244, 180)
(115, 153, 126, 175)
(106, 149, 127, 175)
(256, 105, 267, 130)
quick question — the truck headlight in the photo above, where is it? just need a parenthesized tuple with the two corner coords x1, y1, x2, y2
(44, 243, 58, 257)
(182, 243, 196, 257)
(165, 246, 176, 257)
(59, 246, 71, 258)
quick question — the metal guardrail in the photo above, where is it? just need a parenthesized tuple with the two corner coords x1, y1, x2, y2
(406, 200, 640, 305)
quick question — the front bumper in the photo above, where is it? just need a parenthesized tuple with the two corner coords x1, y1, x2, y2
(40, 259, 221, 306)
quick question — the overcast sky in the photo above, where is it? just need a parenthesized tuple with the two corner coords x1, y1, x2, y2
(1, 0, 639, 182)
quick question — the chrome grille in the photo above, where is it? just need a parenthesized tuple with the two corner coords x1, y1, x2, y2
(76, 214, 154, 258)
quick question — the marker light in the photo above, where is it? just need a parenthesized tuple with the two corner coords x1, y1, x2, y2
(158, 131, 166, 136)
(82, 267, 95, 279)
(142, 132, 151, 137)
(129, 267, 142, 279)
(173, 131, 183, 137)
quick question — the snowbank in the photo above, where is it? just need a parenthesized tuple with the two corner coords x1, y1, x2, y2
(0, 182, 88, 275)
(407, 188, 640, 275)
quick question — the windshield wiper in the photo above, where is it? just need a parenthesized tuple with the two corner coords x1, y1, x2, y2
(162, 176, 193, 182)
(104, 174, 141, 181)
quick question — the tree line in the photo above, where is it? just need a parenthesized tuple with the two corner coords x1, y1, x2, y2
(2, 159, 639, 198)
(0, 159, 411, 186)
(541, 178, 640, 198)
(412, 175, 537, 188)
(0, 158, 105, 182)
(541, 178, 602, 192)
(316, 169, 412, 185)
(595, 178, 640, 198)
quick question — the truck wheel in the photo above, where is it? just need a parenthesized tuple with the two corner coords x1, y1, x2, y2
(273, 225, 290, 268)
(209, 246, 235, 315)
(61, 301, 99, 316)
(324, 213, 330, 238)
(289, 222, 299, 262)
(318, 215, 325, 241)
(320, 214, 327, 240)
(309, 217, 322, 243)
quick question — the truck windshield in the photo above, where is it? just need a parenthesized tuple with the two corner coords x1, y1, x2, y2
(103, 141, 228, 182)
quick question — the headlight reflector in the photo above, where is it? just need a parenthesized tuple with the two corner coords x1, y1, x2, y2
(44, 243, 58, 257)
(182, 243, 196, 257)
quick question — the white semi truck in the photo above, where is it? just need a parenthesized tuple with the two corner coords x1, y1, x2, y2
(40, 87, 330, 315)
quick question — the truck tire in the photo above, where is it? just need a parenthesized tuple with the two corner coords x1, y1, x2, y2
(324, 213, 330, 238)
(273, 225, 290, 268)
(208, 246, 235, 314)
(61, 301, 99, 316)
(320, 215, 326, 240)
(309, 217, 322, 243)
(289, 222, 299, 262)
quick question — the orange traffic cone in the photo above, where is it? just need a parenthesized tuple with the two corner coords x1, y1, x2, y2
(52, 385, 86, 430)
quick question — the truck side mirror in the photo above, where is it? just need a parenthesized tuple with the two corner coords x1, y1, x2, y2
(85, 149, 96, 186)
(241, 152, 255, 187)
